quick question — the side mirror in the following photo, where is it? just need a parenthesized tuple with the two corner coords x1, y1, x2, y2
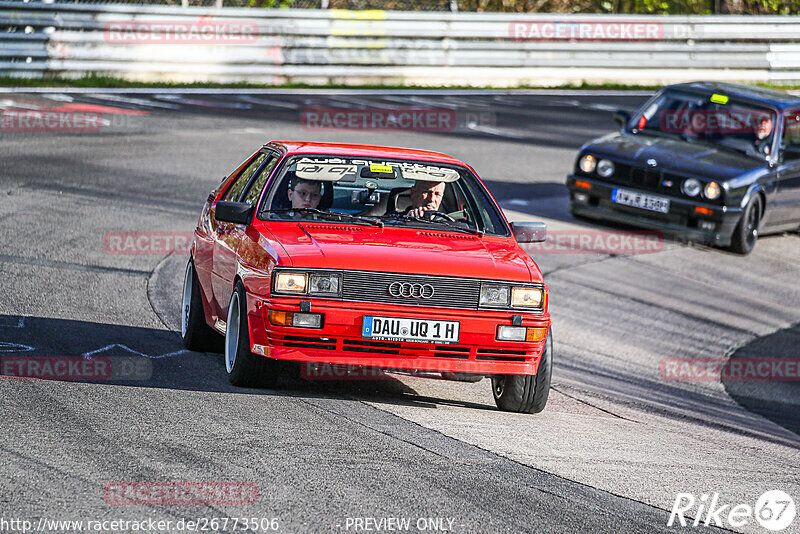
(511, 221, 546, 243)
(215, 201, 254, 225)
(613, 110, 631, 129)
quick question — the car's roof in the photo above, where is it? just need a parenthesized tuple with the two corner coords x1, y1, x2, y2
(265, 141, 467, 166)
(664, 82, 800, 110)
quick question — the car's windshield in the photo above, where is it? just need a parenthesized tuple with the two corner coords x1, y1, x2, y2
(632, 89, 777, 159)
(258, 155, 508, 236)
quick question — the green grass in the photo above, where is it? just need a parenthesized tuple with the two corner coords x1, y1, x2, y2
(0, 74, 798, 92)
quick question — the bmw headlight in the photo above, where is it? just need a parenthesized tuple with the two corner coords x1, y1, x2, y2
(704, 181, 721, 200)
(511, 287, 543, 308)
(597, 159, 615, 178)
(309, 273, 341, 296)
(275, 272, 307, 293)
(480, 284, 510, 307)
(682, 178, 701, 197)
(579, 154, 597, 173)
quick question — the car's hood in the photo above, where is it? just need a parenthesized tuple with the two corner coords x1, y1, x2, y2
(262, 222, 537, 282)
(585, 133, 767, 182)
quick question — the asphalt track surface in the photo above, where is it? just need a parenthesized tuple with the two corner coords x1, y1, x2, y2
(1, 90, 798, 534)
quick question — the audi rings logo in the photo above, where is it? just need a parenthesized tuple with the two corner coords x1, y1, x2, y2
(388, 282, 435, 299)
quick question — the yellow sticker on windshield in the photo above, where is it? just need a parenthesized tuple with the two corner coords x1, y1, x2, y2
(710, 94, 729, 105)
(369, 164, 394, 174)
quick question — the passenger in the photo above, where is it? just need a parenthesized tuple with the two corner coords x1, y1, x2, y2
(406, 180, 445, 219)
(288, 177, 322, 210)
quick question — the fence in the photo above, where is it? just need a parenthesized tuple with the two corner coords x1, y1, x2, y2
(2, 1, 800, 86)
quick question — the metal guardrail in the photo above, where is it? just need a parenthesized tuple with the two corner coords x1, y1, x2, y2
(1, 2, 799, 85)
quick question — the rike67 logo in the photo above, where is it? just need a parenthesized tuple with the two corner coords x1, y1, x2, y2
(669, 490, 796, 531)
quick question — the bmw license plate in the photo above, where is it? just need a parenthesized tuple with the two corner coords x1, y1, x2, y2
(611, 188, 670, 214)
(362, 316, 460, 344)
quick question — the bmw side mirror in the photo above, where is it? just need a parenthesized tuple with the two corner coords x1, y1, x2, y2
(215, 201, 254, 225)
(511, 222, 546, 243)
(613, 110, 630, 129)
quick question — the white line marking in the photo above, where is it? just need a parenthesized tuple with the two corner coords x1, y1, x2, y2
(0, 342, 34, 353)
(0, 317, 26, 328)
(82, 343, 188, 359)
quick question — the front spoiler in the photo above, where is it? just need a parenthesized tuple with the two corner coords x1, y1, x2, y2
(567, 174, 742, 247)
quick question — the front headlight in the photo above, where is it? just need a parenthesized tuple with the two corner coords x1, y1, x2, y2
(480, 284, 510, 307)
(579, 154, 597, 173)
(309, 273, 341, 295)
(511, 287, 543, 308)
(597, 159, 615, 178)
(275, 272, 307, 293)
(704, 181, 721, 200)
(682, 178, 701, 197)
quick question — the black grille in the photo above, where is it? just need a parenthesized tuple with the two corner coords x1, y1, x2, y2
(342, 271, 482, 310)
(631, 167, 660, 190)
(589, 162, 690, 195)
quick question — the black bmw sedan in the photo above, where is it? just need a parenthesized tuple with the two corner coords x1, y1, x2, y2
(567, 82, 800, 254)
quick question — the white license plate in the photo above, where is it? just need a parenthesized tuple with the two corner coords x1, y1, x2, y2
(362, 316, 460, 344)
(611, 188, 670, 214)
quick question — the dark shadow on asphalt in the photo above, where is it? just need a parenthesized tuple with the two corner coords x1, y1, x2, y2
(0, 315, 500, 412)
(723, 323, 800, 437)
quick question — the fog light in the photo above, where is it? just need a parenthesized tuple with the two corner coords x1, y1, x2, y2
(497, 326, 526, 341)
(574, 192, 589, 203)
(293, 313, 323, 328)
(268, 310, 323, 328)
(698, 220, 716, 232)
(497, 326, 549, 342)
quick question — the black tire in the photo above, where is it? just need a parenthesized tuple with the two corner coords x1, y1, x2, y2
(181, 259, 223, 353)
(225, 281, 278, 388)
(491, 330, 553, 414)
(729, 195, 762, 255)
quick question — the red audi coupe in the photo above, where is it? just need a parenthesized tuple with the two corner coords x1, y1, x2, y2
(181, 141, 553, 413)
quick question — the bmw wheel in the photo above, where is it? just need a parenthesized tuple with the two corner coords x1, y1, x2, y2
(491, 329, 553, 414)
(729, 195, 762, 255)
(181, 259, 222, 353)
(225, 281, 277, 388)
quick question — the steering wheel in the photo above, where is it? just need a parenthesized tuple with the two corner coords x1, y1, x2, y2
(422, 210, 456, 222)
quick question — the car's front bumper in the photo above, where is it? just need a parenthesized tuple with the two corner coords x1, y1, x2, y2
(245, 297, 550, 376)
(566, 174, 742, 247)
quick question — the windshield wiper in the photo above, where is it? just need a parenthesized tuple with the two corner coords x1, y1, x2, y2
(382, 213, 484, 236)
(262, 208, 383, 227)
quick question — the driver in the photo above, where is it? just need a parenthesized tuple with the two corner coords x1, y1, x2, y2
(288, 177, 322, 210)
(753, 113, 773, 156)
(406, 180, 445, 219)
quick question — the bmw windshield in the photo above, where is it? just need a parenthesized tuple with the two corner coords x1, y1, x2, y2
(258, 156, 509, 236)
(632, 90, 778, 159)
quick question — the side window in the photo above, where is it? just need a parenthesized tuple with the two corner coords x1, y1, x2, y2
(783, 111, 800, 151)
(223, 153, 268, 202)
(241, 155, 278, 205)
